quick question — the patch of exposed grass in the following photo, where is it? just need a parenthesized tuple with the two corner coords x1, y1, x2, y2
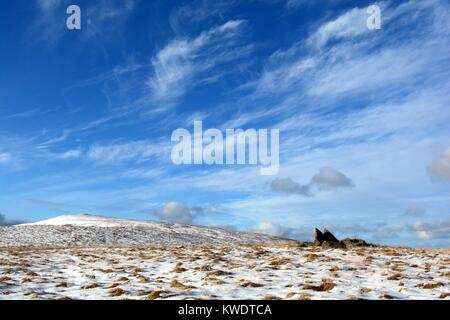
(109, 288, 125, 297)
(417, 282, 444, 289)
(241, 281, 264, 288)
(387, 273, 402, 281)
(303, 279, 335, 292)
(81, 283, 99, 289)
(146, 290, 163, 300)
(285, 292, 296, 298)
(269, 258, 290, 266)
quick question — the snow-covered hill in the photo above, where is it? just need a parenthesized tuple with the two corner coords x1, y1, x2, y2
(0, 214, 290, 247)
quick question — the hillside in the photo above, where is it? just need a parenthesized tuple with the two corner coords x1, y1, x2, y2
(0, 214, 290, 247)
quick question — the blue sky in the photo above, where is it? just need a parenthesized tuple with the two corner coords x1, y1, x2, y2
(0, 0, 449, 247)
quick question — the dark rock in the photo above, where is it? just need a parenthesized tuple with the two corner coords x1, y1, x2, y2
(341, 238, 369, 248)
(322, 228, 339, 242)
(322, 241, 346, 249)
(314, 228, 324, 244)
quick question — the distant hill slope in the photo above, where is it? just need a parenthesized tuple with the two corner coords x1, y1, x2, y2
(0, 214, 292, 247)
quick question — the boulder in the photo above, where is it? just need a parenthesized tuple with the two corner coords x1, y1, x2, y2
(314, 228, 324, 244)
(322, 228, 339, 242)
(322, 240, 346, 249)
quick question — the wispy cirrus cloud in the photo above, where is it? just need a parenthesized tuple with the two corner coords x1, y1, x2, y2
(86, 140, 169, 165)
(148, 20, 251, 107)
(310, 6, 369, 48)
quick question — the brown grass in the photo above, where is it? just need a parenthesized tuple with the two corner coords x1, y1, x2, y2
(170, 278, 193, 289)
(81, 283, 99, 289)
(146, 290, 163, 300)
(286, 292, 296, 298)
(417, 282, 444, 289)
(329, 266, 340, 272)
(379, 293, 394, 299)
(241, 281, 264, 288)
(303, 279, 335, 292)
(387, 273, 402, 281)
(109, 288, 125, 297)
(263, 295, 281, 300)
(56, 282, 69, 288)
(298, 293, 311, 300)
(171, 266, 187, 273)
(269, 258, 290, 266)
(205, 270, 230, 278)
(439, 292, 450, 299)
(0, 276, 12, 283)
(305, 254, 319, 262)
(196, 265, 212, 272)
(100, 268, 114, 273)
(20, 277, 31, 283)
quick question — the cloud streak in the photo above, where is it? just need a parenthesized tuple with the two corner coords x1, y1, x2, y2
(148, 20, 250, 106)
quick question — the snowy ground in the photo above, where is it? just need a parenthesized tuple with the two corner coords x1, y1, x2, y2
(0, 244, 448, 300)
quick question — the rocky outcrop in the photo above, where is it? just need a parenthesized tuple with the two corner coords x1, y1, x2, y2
(323, 228, 339, 242)
(314, 228, 324, 245)
(322, 240, 346, 249)
(314, 228, 339, 245)
(340, 238, 369, 248)
(314, 228, 369, 249)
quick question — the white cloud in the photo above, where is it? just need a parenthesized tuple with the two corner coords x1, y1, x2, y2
(311, 168, 354, 190)
(427, 147, 450, 181)
(148, 20, 249, 106)
(153, 202, 208, 224)
(271, 168, 353, 196)
(86, 140, 167, 165)
(412, 218, 450, 240)
(311, 6, 368, 47)
(373, 223, 405, 239)
(56, 149, 83, 160)
(252, 221, 310, 240)
(253, 222, 288, 237)
(0, 152, 12, 165)
(270, 178, 311, 196)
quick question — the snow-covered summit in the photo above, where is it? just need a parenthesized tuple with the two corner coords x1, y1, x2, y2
(19, 214, 168, 228)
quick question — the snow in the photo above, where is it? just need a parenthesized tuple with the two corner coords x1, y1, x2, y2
(0, 215, 448, 300)
(20, 214, 171, 228)
(0, 244, 448, 300)
(2, 214, 288, 247)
